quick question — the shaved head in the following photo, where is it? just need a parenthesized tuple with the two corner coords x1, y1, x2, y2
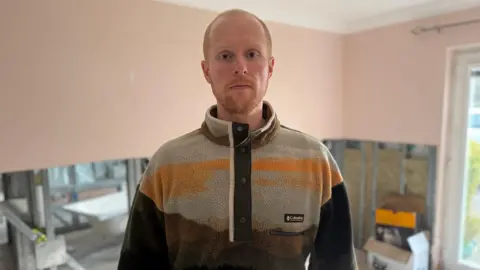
(202, 9, 272, 60)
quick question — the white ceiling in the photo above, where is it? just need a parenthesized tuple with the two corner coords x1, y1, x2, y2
(155, 0, 480, 33)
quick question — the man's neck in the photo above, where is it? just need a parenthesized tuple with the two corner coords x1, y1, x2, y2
(216, 103, 265, 131)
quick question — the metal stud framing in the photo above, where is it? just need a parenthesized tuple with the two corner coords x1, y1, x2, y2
(126, 159, 142, 208)
(357, 142, 367, 247)
(0, 158, 146, 269)
(327, 140, 438, 252)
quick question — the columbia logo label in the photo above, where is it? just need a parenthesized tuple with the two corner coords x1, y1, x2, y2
(284, 214, 304, 223)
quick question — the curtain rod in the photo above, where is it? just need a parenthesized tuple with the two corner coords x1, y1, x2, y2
(411, 18, 480, 35)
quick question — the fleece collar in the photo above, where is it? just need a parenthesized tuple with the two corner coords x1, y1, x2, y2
(200, 101, 280, 148)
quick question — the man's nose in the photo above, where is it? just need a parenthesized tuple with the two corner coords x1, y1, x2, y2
(233, 58, 248, 75)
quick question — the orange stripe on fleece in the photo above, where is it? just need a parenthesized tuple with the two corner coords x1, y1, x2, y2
(140, 157, 342, 210)
(140, 159, 229, 211)
(253, 158, 342, 186)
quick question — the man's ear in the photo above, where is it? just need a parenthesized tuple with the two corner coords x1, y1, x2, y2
(201, 60, 212, 84)
(268, 57, 275, 79)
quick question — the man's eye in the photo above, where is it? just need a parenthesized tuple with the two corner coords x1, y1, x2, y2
(220, 53, 232, 60)
(247, 51, 259, 58)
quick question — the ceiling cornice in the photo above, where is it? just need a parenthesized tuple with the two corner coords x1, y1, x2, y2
(153, 0, 480, 34)
(344, 0, 480, 33)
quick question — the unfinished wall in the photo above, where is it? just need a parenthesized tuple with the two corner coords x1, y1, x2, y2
(344, 142, 429, 246)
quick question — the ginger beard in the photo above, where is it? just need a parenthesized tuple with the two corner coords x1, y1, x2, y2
(216, 80, 262, 115)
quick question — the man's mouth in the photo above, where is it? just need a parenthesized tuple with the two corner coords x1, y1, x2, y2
(230, 84, 250, 89)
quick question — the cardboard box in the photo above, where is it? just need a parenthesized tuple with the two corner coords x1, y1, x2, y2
(355, 248, 369, 269)
(363, 231, 429, 270)
(375, 193, 426, 251)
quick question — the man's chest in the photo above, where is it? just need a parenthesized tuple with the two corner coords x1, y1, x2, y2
(159, 150, 325, 235)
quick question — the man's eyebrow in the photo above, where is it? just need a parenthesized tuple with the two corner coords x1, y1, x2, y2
(212, 48, 232, 55)
(213, 44, 264, 52)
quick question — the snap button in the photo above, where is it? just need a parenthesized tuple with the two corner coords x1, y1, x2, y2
(240, 177, 247, 184)
(239, 217, 247, 224)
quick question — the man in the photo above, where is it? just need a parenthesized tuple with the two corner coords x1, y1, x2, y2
(118, 9, 357, 270)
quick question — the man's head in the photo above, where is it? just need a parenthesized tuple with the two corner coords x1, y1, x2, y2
(201, 9, 274, 115)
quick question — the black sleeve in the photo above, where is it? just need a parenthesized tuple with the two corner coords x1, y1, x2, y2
(309, 182, 357, 270)
(117, 185, 171, 269)
(309, 145, 357, 270)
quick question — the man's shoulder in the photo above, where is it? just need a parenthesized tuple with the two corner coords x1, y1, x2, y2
(149, 128, 204, 167)
(276, 124, 329, 154)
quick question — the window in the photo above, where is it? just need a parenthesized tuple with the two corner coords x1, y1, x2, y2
(472, 70, 480, 108)
(443, 47, 480, 270)
(470, 114, 480, 129)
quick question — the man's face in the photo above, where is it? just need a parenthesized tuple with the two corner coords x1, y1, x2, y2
(201, 13, 274, 115)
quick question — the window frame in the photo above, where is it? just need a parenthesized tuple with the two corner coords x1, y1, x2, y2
(443, 47, 480, 270)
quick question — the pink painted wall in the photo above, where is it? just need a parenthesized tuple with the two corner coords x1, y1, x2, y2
(1, 0, 479, 173)
(0, 0, 343, 172)
(343, 7, 480, 145)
